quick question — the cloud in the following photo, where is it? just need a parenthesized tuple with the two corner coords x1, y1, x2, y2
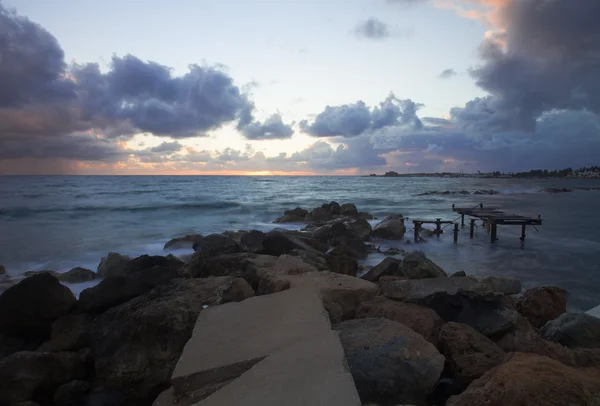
(237, 111, 294, 140)
(301, 94, 422, 137)
(438, 68, 457, 79)
(149, 141, 182, 153)
(354, 18, 390, 40)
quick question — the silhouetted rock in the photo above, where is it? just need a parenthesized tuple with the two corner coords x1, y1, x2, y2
(340, 203, 359, 217)
(325, 248, 358, 276)
(372, 214, 406, 239)
(57, 267, 97, 283)
(399, 251, 447, 279)
(312, 222, 367, 259)
(163, 234, 203, 250)
(39, 314, 92, 352)
(451, 270, 467, 277)
(53, 380, 90, 406)
(0, 273, 76, 341)
(239, 230, 266, 253)
(541, 312, 600, 349)
(361, 257, 401, 282)
(185, 253, 277, 289)
(192, 234, 241, 258)
(97, 253, 132, 277)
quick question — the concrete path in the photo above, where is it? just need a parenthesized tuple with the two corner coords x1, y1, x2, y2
(170, 285, 361, 406)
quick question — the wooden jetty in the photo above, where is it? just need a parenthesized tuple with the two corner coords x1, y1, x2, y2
(452, 204, 542, 244)
(412, 218, 459, 244)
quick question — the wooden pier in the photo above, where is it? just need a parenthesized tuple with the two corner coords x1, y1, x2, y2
(412, 218, 459, 244)
(452, 204, 542, 244)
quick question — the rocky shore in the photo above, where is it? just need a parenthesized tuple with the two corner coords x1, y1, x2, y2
(1, 201, 600, 406)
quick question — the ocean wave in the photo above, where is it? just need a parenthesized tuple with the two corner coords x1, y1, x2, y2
(416, 186, 600, 197)
(416, 189, 499, 196)
(0, 201, 241, 219)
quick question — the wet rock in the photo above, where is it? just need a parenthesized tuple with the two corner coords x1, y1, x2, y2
(123, 254, 184, 274)
(541, 312, 600, 349)
(0, 273, 76, 341)
(451, 270, 467, 277)
(239, 230, 266, 253)
(325, 247, 359, 276)
(312, 222, 367, 259)
(340, 203, 359, 217)
(439, 322, 505, 387)
(273, 255, 318, 274)
(399, 251, 447, 279)
(361, 257, 401, 282)
(0, 264, 5, 274)
(57, 267, 97, 283)
(326, 201, 342, 215)
(0, 351, 86, 404)
(335, 318, 444, 405)
(53, 380, 90, 406)
(79, 262, 181, 313)
(381, 275, 483, 301)
(372, 215, 406, 240)
(97, 252, 132, 278)
(285, 207, 308, 218)
(356, 296, 443, 345)
(288, 248, 328, 270)
(92, 277, 253, 402)
(478, 276, 521, 295)
(23, 270, 58, 277)
(343, 217, 372, 240)
(192, 234, 241, 258)
(305, 207, 332, 222)
(38, 314, 92, 352)
(163, 234, 203, 250)
(515, 286, 567, 328)
(358, 212, 374, 220)
(446, 353, 600, 406)
(261, 231, 298, 256)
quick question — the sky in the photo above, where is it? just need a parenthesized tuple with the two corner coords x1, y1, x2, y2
(1, 0, 599, 175)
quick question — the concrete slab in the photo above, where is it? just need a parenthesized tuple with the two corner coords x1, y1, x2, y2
(171, 286, 332, 398)
(194, 330, 361, 406)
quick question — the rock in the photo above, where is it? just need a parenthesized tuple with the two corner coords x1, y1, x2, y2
(340, 203, 359, 217)
(334, 318, 444, 405)
(381, 275, 484, 301)
(398, 251, 447, 279)
(312, 222, 367, 259)
(0, 334, 39, 362)
(57, 267, 97, 283)
(38, 314, 92, 352)
(439, 322, 506, 387)
(325, 248, 358, 276)
(192, 234, 241, 258)
(13, 402, 40, 406)
(305, 207, 332, 222)
(79, 263, 181, 313)
(355, 296, 443, 345)
(372, 214, 406, 239)
(515, 286, 567, 328)
(273, 255, 319, 274)
(446, 353, 600, 406)
(0, 351, 86, 404)
(420, 228, 436, 238)
(285, 207, 308, 218)
(358, 212, 374, 220)
(451, 270, 467, 277)
(23, 270, 58, 277)
(185, 253, 277, 290)
(261, 231, 298, 256)
(541, 312, 600, 349)
(123, 254, 184, 274)
(0, 273, 76, 341)
(239, 230, 266, 253)
(327, 201, 341, 215)
(478, 276, 521, 294)
(288, 249, 328, 270)
(587, 304, 600, 319)
(163, 234, 203, 250)
(97, 252, 132, 278)
(361, 257, 401, 282)
(343, 217, 372, 240)
(0, 264, 5, 274)
(53, 380, 90, 406)
(92, 277, 254, 401)
(276, 207, 309, 222)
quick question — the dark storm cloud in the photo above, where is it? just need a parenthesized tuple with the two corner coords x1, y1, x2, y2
(301, 95, 422, 137)
(438, 69, 456, 79)
(149, 141, 182, 153)
(290, 137, 386, 170)
(468, 0, 600, 132)
(354, 18, 390, 40)
(236, 106, 294, 140)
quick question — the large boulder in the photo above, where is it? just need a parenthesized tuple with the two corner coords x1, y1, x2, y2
(288, 249, 328, 270)
(92, 277, 254, 402)
(0, 351, 86, 405)
(0, 264, 5, 274)
(305, 207, 332, 222)
(325, 247, 358, 276)
(356, 296, 443, 345)
(0, 273, 76, 341)
(57, 267, 97, 283)
(340, 203, 359, 217)
(398, 251, 447, 279)
(439, 322, 506, 388)
(122, 254, 184, 274)
(79, 264, 181, 313)
(38, 314, 92, 352)
(274, 207, 308, 223)
(372, 214, 406, 239)
(446, 353, 600, 406)
(163, 234, 203, 250)
(541, 312, 600, 349)
(380, 276, 483, 301)
(312, 222, 367, 259)
(192, 234, 241, 258)
(97, 252, 132, 277)
(273, 255, 318, 274)
(261, 231, 298, 256)
(477, 276, 521, 295)
(334, 318, 444, 405)
(515, 286, 567, 328)
(343, 218, 372, 240)
(239, 230, 266, 253)
(361, 257, 402, 282)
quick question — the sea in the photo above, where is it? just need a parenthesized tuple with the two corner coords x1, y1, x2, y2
(1, 175, 600, 312)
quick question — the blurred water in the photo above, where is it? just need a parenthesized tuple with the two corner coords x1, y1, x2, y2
(1, 175, 600, 310)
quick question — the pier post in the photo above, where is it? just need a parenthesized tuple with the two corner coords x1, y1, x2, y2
(520, 224, 526, 246)
(453, 223, 459, 244)
(490, 223, 498, 243)
(435, 218, 441, 237)
(461, 214, 465, 227)
(413, 221, 420, 243)
(470, 219, 475, 239)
